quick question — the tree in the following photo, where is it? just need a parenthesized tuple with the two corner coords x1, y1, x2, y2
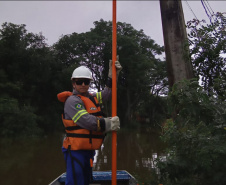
(0, 22, 62, 136)
(157, 80, 226, 185)
(0, 20, 168, 136)
(187, 12, 226, 100)
(0, 97, 41, 137)
(53, 20, 113, 92)
(156, 13, 226, 184)
(116, 21, 166, 123)
(54, 19, 167, 125)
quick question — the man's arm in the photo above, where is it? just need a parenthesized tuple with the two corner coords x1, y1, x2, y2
(64, 96, 99, 131)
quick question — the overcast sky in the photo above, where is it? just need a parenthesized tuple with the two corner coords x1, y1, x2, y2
(0, 1, 225, 47)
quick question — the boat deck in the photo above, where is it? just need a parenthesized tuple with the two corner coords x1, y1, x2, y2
(49, 170, 137, 185)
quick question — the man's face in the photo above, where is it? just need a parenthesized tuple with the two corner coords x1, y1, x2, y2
(73, 78, 90, 95)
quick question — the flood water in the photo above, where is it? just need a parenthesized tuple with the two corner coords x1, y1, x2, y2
(0, 128, 166, 185)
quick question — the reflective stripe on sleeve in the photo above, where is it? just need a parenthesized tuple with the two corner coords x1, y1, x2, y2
(96, 92, 103, 104)
(72, 109, 88, 123)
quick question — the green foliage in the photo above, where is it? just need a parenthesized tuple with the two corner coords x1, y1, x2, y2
(157, 80, 226, 185)
(116, 22, 167, 124)
(156, 13, 226, 185)
(53, 20, 112, 92)
(137, 94, 168, 127)
(0, 97, 42, 137)
(0, 20, 167, 137)
(0, 22, 64, 137)
(54, 19, 167, 125)
(187, 12, 226, 100)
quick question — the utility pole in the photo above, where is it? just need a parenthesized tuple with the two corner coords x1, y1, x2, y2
(159, 0, 194, 88)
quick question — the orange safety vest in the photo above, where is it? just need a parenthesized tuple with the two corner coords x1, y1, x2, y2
(57, 91, 105, 150)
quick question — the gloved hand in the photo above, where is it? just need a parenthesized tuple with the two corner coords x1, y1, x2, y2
(108, 56, 122, 80)
(104, 116, 120, 133)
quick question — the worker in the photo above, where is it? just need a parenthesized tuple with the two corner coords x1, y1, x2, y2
(57, 59, 122, 185)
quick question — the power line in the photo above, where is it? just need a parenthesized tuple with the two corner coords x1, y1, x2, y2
(185, 0, 199, 20)
(204, 0, 214, 16)
(201, 0, 214, 23)
(205, 0, 215, 14)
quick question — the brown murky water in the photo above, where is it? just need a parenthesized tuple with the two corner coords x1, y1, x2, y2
(0, 128, 165, 185)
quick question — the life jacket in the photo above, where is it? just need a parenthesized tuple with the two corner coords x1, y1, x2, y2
(57, 91, 105, 150)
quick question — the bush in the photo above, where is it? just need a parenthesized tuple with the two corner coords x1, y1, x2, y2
(157, 80, 226, 185)
(0, 97, 42, 138)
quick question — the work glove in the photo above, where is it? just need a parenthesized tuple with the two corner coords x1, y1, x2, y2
(108, 56, 122, 80)
(104, 116, 120, 133)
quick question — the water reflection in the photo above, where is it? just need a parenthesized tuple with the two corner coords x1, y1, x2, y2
(0, 128, 165, 185)
(93, 128, 166, 184)
(0, 135, 66, 185)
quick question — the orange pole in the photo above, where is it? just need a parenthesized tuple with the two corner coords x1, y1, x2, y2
(112, 0, 117, 185)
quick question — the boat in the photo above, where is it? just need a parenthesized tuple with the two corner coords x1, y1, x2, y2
(49, 170, 137, 185)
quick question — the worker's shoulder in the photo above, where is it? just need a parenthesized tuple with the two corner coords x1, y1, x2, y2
(65, 94, 82, 105)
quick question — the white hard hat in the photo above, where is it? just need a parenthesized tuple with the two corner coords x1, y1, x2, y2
(71, 66, 93, 80)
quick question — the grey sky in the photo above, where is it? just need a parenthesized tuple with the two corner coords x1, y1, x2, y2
(0, 1, 225, 46)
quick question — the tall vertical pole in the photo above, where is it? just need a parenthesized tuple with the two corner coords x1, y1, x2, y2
(112, 0, 117, 185)
(159, 0, 193, 87)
